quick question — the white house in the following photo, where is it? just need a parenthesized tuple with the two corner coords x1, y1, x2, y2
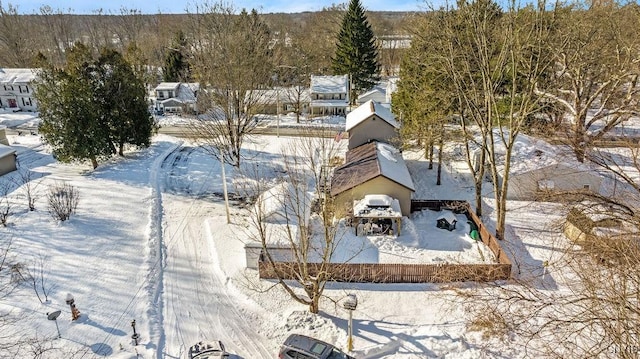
(153, 82, 199, 114)
(309, 75, 349, 116)
(345, 100, 400, 150)
(0, 68, 38, 112)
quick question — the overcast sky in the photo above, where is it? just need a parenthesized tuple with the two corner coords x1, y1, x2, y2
(14, 0, 428, 14)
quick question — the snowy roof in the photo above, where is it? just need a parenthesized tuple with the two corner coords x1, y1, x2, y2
(0, 68, 37, 84)
(353, 194, 402, 218)
(155, 82, 180, 91)
(249, 87, 311, 105)
(437, 211, 458, 224)
(357, 87, 385, 100)
(310, 75, 348, 94)
(491, 131, 596, 176)
(255, 182, 312, 225)
(0, 144, 15, 158)
(331, 141, 415, 196)
(345, 100, 399, 131)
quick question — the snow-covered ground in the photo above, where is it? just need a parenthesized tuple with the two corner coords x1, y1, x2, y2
(0, 112, 572, 358)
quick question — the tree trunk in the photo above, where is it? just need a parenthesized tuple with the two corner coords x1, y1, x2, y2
(309, 295, 320, 314)
(90, 156, 98, 169)
(436, 135, 443, 185)
(428, 141, 434, 170)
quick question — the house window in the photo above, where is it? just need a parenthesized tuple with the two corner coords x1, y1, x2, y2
(19, 86, 23, 93)
(583, 184, 590, 190)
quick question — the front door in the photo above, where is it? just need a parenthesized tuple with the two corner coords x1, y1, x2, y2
(7, 99, 17, 108)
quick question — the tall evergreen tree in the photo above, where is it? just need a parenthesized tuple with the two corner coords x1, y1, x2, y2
(97, 48, 155, 156)
(331, 0, 380, 103)
(36, 43, 154, 169)
(163, 30, 190, 82)
(37, 43, 111, 169)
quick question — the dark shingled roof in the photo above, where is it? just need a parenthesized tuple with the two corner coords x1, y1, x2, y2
(330, 141, 414, 196)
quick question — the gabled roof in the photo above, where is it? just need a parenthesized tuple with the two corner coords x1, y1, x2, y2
(0, 68, 37, 84)
(155, 82, 181, 91)
(249, 87, 311, 105)
(330, 141, 414, 196)
(345, 100, 399, 132)
(310, 75, 348, 94)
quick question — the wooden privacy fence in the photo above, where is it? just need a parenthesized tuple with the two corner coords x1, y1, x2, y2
(258, 200, 512, 283)
(258, 260, 511, 283)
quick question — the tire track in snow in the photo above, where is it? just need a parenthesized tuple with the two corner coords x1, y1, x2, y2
(159, 145, 273, 358)
(145, 141, 183, 359)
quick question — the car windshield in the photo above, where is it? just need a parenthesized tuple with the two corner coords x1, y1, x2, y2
(327, 348, 349, 359)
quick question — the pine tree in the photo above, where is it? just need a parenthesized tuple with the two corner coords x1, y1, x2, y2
(97, 48, 154, 156)
(35, 43, 154, 169)
(331, 0, 380, 103)
(163, 30, 190, 82)
(37, 43, 111, 169)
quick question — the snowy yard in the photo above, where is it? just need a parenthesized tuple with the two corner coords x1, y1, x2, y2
(0, 112, 569, 359)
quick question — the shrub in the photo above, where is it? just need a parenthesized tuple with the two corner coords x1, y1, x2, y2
(47, 182, 79, 221)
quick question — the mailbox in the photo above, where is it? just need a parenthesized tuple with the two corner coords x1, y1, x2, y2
(343, 294, 357, 311)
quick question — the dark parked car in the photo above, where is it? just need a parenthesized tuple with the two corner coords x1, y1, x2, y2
(188, 340, 229, 359)
(278, 334, 354, 359)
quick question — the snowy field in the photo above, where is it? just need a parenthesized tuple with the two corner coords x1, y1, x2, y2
(0, 112, 572, 359)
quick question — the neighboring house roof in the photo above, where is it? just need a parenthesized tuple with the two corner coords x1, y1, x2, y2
(249, 87, 311, 105)
(255, 182, 312, 225)
(254, 182, 312, 248)
(496, 131, 596, 176)
(155, 82, 180, 91)
(330, 141, 415, 196)
(345, 100, 400, 132)
(357, 87, 386, 102)
(0, 144, 15, 158)
(154, 82, 198, 103)
(0, 68, 37, 84)
(310, 75, 348, 94)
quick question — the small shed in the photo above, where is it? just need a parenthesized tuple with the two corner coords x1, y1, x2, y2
(345, 100, 400, 150)
(0, 144, 16, 176)
(331, 141, 415, 216)
(353, 194, 403, 236)
(436, 212, 458, 231)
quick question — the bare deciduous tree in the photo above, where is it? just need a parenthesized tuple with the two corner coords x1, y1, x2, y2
(188, 2, 274, 168)
(534, 2, 640, 163)
(243, 128, 358, 313)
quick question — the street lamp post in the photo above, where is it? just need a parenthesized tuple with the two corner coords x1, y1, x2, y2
(65, 293, 81, 321)
(343, 293, 358, 352)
